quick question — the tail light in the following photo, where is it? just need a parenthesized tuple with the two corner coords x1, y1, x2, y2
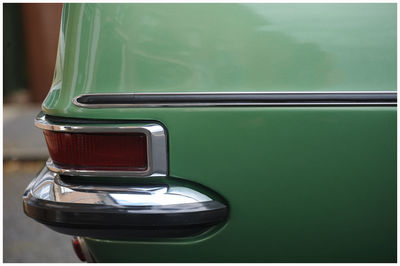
(71, 237, 86, 261)
(35, 113, 167, 177)
(43, 131, 148, 171)
(71, 236, 95, 262)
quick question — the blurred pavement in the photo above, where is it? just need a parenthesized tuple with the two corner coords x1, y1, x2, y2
(4, 104, 48, 160)
(3, 104, 80, 262)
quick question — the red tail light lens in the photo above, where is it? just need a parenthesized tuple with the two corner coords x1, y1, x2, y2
(72, 237, 86, 261)
(43, 130, 148, 171)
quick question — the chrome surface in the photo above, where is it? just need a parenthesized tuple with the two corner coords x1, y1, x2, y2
(35, 113, 168, 177)
(26, 167, 212, 207)
(73, 91, 397, 108)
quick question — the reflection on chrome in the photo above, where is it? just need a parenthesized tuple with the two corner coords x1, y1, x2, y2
(109, 186, 211, 206)
(28, 167, 212, 207)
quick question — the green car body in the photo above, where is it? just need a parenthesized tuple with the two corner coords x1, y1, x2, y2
(25, 3, 396, 262)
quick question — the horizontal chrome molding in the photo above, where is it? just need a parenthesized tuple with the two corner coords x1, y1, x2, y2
(73, 91, 397, 108)
(35, 112, 168, 177)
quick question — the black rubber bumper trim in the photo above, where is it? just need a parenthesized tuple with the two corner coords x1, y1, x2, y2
(23, 196, 228, 239)
(74, 92, 397, 107)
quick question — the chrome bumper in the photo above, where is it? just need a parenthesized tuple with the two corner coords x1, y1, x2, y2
(23, 167, 228, 239)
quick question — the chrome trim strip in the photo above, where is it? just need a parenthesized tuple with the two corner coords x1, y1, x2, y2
(73, 91, 397, 108)
(35, 113, 167, 177)
(27, 168, 212, 206)
(53, 175, 165, 193)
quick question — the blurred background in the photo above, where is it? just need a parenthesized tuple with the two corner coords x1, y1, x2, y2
(3, 3, 79, 262)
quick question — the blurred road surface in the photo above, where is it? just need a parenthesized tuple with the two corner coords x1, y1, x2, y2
(4, 104, 48, 160)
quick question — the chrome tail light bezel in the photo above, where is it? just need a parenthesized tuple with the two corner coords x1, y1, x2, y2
(34, 112, 168, 177)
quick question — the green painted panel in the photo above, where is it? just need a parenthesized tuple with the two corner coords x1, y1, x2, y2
(43, 3, 396, 114)
(74, 107, 397, 262)
(40, 3, 397, 262)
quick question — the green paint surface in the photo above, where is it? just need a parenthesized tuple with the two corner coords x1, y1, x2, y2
(79, 107, 396, 262)
(40, 3, 397, 262)
(44, 3, 396, 114)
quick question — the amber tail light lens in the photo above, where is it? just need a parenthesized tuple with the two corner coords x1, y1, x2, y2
(43, 130, 148, 171)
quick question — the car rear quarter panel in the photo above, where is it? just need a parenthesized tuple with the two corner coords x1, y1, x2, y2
(41, 3, 396, 262)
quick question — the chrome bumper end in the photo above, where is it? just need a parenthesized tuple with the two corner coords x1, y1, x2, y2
(23, 167, 228, 239)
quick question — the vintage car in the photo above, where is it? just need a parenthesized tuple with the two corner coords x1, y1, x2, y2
(23, 3, 396, 263)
